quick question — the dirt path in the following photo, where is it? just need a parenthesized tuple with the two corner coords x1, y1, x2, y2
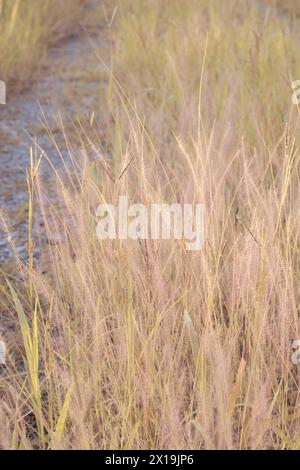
(0, 20, 105, 263)
(0, 0, 297, 265)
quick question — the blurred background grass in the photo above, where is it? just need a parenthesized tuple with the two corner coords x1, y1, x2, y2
(0, 0, 90, 92)
(100, 0, 300, 149)
(270, 0, 300, 16)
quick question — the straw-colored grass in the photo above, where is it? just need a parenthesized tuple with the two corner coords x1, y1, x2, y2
(0, 0, 90, 92)
(1, 0, 300, 450)
(273, 0, 300, 16)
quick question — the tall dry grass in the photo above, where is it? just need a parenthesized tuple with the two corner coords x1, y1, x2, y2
(271, 0, 300, 16)
(1, 0, 300, 450)
(0, 0, 90, 92)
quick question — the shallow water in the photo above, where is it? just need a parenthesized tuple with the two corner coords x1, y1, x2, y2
(0, 32, 104, 263)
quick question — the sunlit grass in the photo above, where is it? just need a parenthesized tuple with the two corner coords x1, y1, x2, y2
(273, 0, 300, 16)
(0, 0, 90, 92)
(1, 0, 300, 450)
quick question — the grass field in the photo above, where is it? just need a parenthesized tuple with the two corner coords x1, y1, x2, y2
(1, 0, 300, 450)
(0, 0, 90, 92)
(273, 0, 300, 16)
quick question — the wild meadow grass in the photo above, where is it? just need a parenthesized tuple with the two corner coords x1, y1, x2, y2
(1, 0, 300, 449)
(0, 0, 90, 92)
(273, 0, 300, 16)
